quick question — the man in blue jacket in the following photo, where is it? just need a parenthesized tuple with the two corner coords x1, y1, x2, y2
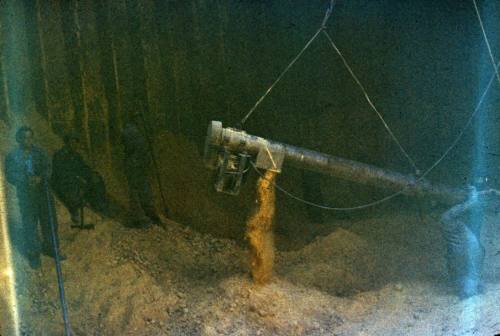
(440, 176, 496, 299)
(4, 126, 61, 268)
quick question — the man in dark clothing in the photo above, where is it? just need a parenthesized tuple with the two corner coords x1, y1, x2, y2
(441, 177, 496, 299)
(51, 133, 107, 225)
(4, 126, 62, 269)
(122, 112, 161, 227)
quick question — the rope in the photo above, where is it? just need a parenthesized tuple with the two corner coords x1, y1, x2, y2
(322, 30, 419, 174)
(44, 181, 71, 335)
(250, 61, 500, 211)
(472, 0, 500, 84)
(240, 0, 336, 125)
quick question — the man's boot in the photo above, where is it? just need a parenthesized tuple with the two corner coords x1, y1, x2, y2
(42, 249, 67, 261)
(28, 254, 41, 270)
(127, 211, 152, 228)
(458, 275, 484, 299)
(146, 211, 162, 225)
(70, 209, 81, 225)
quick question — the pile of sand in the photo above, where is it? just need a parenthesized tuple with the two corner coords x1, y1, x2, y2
(0, 115, 498, 335)
(2, 200, 499, 335)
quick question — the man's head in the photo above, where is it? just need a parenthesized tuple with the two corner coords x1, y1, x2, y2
(63, 132, 80, 152)
(473, 175, 489, 192)
(129, 111, 143, 124)
(15, 126, 34, 150)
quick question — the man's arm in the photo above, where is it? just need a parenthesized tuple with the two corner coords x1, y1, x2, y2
(121, 125, 136, 157)
(51, 150, 65, 187)
(441, 200, 475, 223)
(4, 152, 26, 187)
(75, 153, 94, 182)
(34, 148, 51, 188)
(441, 188, 499, 223)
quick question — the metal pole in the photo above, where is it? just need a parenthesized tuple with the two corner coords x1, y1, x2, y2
(44, 181, 71, 335)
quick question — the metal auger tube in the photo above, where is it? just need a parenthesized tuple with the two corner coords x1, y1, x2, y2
(204, 121, 467, 203)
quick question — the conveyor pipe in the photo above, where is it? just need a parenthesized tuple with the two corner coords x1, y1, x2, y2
(204, 121, 466, 203)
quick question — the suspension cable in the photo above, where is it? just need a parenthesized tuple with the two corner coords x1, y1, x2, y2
(239, 0, 419, 176)
(322, 30, 419, 174)
(472, 0, 500, 84)
(250, 61, 500, 211)
(240, 0, 336, 125)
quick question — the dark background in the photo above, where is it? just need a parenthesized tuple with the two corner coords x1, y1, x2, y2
(1, 0, 499, 247)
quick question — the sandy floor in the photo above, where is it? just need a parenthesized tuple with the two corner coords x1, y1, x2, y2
(0, 116, 499, 335)
(0, 202, 498, 336)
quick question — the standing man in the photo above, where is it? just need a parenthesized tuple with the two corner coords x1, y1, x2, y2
(121, 112, 161, 227)
(4, 126, 62, 268)
(51, 133, 108, 225)
(441, 176, 493, 299)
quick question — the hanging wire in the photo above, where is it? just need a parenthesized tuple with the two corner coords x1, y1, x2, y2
(321, 30, 419, 174)
(239, 0, 419, 176)
(472, 0, 500, 84)
(240, 0, 336, 125)
(250, 61, 500, 211)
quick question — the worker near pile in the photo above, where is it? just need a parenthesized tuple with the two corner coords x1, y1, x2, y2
(51, 132, 108, 225)
(121, 111, 161, 227)
(440, 176, 496, 299)
(4, 126, 62, 268)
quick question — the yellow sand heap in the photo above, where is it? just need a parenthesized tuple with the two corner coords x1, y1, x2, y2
(246, 170, 277, 285)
